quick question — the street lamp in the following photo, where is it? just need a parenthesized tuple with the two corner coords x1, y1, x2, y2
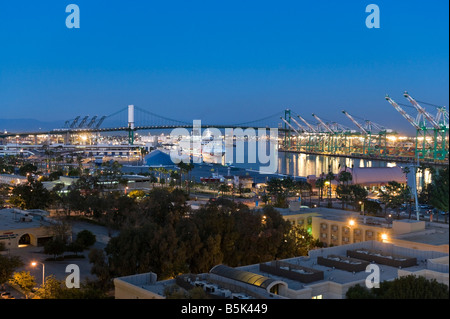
(31, 261, 45, 286)
(359, 201, 366, 224)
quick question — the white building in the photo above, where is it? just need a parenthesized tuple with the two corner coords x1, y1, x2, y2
(114, 240, 448, 299)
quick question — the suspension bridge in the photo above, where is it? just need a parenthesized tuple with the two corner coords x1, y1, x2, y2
(1, 92, 448, 164)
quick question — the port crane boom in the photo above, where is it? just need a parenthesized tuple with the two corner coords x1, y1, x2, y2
(342, 110, 368, 134)
(289, 116, 308, 133)
(297, 115, 317, 133)
(87, 116, 98, 128)
(385, 95, 421, 130)
(312, 113, 334, 134)
(280, 117, 302, 136)
(403, 92, 440, 129)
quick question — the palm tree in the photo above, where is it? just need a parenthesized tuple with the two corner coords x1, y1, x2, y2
(178, 161, 194, 193)
(315, 177, 325, 207)
(337, 171, 352, 209)
(326, 171, 335, 207)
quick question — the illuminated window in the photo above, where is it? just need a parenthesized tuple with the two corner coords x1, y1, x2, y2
(312, 295, 323, 299)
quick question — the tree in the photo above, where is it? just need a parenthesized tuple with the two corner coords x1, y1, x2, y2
(295, 180, 312, 207)
(128, 189, 146, 200)
(345, 284, 375, 299)
(266, 177, 296, 208)
(430, 166, 449, 222)
(88, 248, 111, 290)
(178, 161, 194, 193)
(218, 184, 230, 197)
(33, 275, 65, 299)
(336, 184, 352, 209)
(346, 275, 449, 299)
(44, 237, 66, 260)
(379, 181, 408, 216)
(279, 224, 322, 258)
(9, 271, 36, 298)
(315, 177, 325, 206)
(364, 200, 382, 216)
(75, 229, 96, 249)
(9, 175, 52, 210)
(349, 184, 368, 209)
(0, 255, 23, 289)
(325, 170, 335, 207)
(18, 162, 37, 176)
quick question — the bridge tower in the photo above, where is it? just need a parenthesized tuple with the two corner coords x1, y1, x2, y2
(284, 109, 292, 149)
(128, 105, 135, 145)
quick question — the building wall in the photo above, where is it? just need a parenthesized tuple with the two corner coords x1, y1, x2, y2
(0, 225, 52, 248)
(392, 220, 426, 235)
(311, 216, 391, 247)
(114, 278, 164, 299)
(390, 238, 449, 254)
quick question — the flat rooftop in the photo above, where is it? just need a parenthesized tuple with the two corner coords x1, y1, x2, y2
(234, 241, 448, 291)
(395, 226, 450, 246)
(0, 208, 53, 230)
(116, 241, 448, 299)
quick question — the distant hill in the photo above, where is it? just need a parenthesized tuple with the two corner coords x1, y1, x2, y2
(0, 117, 127, 133)
(0, 118, 64, 133)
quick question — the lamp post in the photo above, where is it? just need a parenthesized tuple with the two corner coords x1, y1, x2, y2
(31, 261, 45, 286)
(359, 201, 366, 224)
(348, 219, 355, 244)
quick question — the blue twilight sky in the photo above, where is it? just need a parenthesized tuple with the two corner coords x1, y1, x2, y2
(0, 0, 448, 134)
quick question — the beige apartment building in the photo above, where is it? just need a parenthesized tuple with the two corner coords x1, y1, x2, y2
(279, 207, 449, 254)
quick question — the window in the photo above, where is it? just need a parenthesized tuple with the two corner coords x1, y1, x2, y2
(312, 295, 323, 299)
(321, 223, 327, 230)
(343, 237, 349, 242)
(321, 233, 327, 238)
(332, 225, 338, 232)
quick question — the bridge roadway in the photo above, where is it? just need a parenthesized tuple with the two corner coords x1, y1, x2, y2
(0, 124, 285, 138)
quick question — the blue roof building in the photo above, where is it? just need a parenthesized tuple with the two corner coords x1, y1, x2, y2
(144, 150, 175, 167)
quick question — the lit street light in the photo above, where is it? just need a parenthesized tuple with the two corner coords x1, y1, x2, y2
(31, 261, 45, 286)
(359, 201, 366, 224)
